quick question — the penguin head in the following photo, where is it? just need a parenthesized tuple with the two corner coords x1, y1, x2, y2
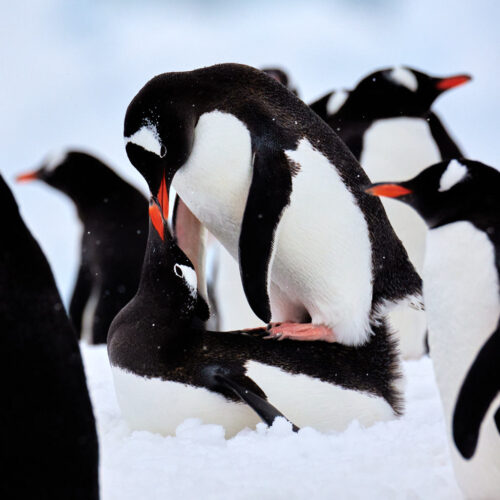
(145, 197, 210, 322)
(365, 159, 499, 229)
(16, 151, 115, 198)
(343, 66, 471, 118)
(124, 74, 197, 215)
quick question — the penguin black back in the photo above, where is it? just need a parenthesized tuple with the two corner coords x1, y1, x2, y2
(17, 151, 149, 344)
(0, 175, 99, 499)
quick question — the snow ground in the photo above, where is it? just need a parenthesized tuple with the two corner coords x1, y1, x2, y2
(82, 345, 463, 499)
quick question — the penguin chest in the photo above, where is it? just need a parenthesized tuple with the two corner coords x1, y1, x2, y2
(424, 222, 500, 494)
(361, 117, 441, 271)
(173, 110, 253, 257)
(110, 364, 260, 438)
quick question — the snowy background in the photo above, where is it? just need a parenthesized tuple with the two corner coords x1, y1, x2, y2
(2, 1, 498, 497)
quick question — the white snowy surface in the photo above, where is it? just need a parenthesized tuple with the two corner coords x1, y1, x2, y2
(82, 344, 463, 500)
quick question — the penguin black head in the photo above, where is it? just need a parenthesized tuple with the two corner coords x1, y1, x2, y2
(145, 197, 210, 322)
(16, 150, 117, 199)
(341, 66, 471, 118)
(365, 159, 500, 229)
(124, 73, 199, 214)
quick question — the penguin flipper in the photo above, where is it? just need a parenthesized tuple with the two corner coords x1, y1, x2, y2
(202, 365, 299, 431)
(238, 147, 293, 323)
(69, 262, 92, 338)
(453, 322, 500, 459)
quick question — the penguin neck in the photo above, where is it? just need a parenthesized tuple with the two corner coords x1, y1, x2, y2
(136, 221, 199, 324)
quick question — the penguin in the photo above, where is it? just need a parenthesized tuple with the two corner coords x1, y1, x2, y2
(0, 174, 99, 499)
(365, 158, 500, 498)
(17, 150, 148, 344)
(107, 195, 403, 438)
(310, 66, 471, 359)
(123, 63, 422, 349)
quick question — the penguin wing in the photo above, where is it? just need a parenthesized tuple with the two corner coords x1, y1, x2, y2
(238, 147, 293, 323)
(452, 321, 500, 459)
(426, 111, 463, 159)
(202, 365, 299, 431)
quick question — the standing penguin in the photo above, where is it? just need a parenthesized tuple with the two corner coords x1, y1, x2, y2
(124, 63, 421, 348)
(311, 66, 471, 358)
(108, 195, 403, 438)
(366, 159, 500, 498)
(17, 151, 148, 344)
(0, 174, 99, 499)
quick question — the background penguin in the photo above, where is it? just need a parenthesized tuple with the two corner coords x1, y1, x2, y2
(366, 158, 500, 498)
(108, 196, 403, 438)
(123, 63, 422, 349)
(310, 66, 471, 359)
(0, 173, 99, 499)
(17, 150, 148, 344)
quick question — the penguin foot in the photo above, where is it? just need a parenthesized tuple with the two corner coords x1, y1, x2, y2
(265, 323, 336, 342)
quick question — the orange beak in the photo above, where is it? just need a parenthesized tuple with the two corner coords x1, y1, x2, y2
(436, 74, 471, 91)
(149, 202, 165, 241)
(365, 183, 412, 198)
(16, 170, 40, 183)
(157, 171, 169, 220)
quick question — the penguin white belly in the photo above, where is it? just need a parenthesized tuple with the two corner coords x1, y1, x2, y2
(361, 117, 440, 358)
(111, 362, 396, 439)
(111, 365, 260, 438)
(424, 221, 500, 497)
(174, 111, 373, 346)
(245, 361, 396, 431)
(360, 117, 441, 272)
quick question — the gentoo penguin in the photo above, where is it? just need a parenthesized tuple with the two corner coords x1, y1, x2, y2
(123, 63, 422, 348)
(17, 151, 148, 344)
(108, 196, 403, 438)
(366, 159, 500, 498)
(311, 66, 471, 358)
(0, 174, 99, 499)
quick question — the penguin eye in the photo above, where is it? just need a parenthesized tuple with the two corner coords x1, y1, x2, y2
(174, 264, 183, 278)
(160, 145, 167, 158)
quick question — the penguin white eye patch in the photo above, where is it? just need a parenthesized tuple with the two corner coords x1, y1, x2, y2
(439, 159, 468, 192)
(125, 125, 166, 157)
(174, 264, 197, 296)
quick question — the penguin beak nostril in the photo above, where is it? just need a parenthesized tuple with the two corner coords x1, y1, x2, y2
(364, 183, 413, 198)
(436, 74, 472, 91)
(16, 170, 40, 183)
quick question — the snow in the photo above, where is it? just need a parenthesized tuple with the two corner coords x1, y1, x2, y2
(82, 345, 463, 499)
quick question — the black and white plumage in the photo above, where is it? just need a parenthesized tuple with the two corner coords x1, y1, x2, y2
(311, 66, 471, 358)
(123, 63, 421, 348)
(366, 159, 500, 498)
(108, 198, 403, 437)
(17, 151, 148, 344)
(0, 174, 99, 500)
